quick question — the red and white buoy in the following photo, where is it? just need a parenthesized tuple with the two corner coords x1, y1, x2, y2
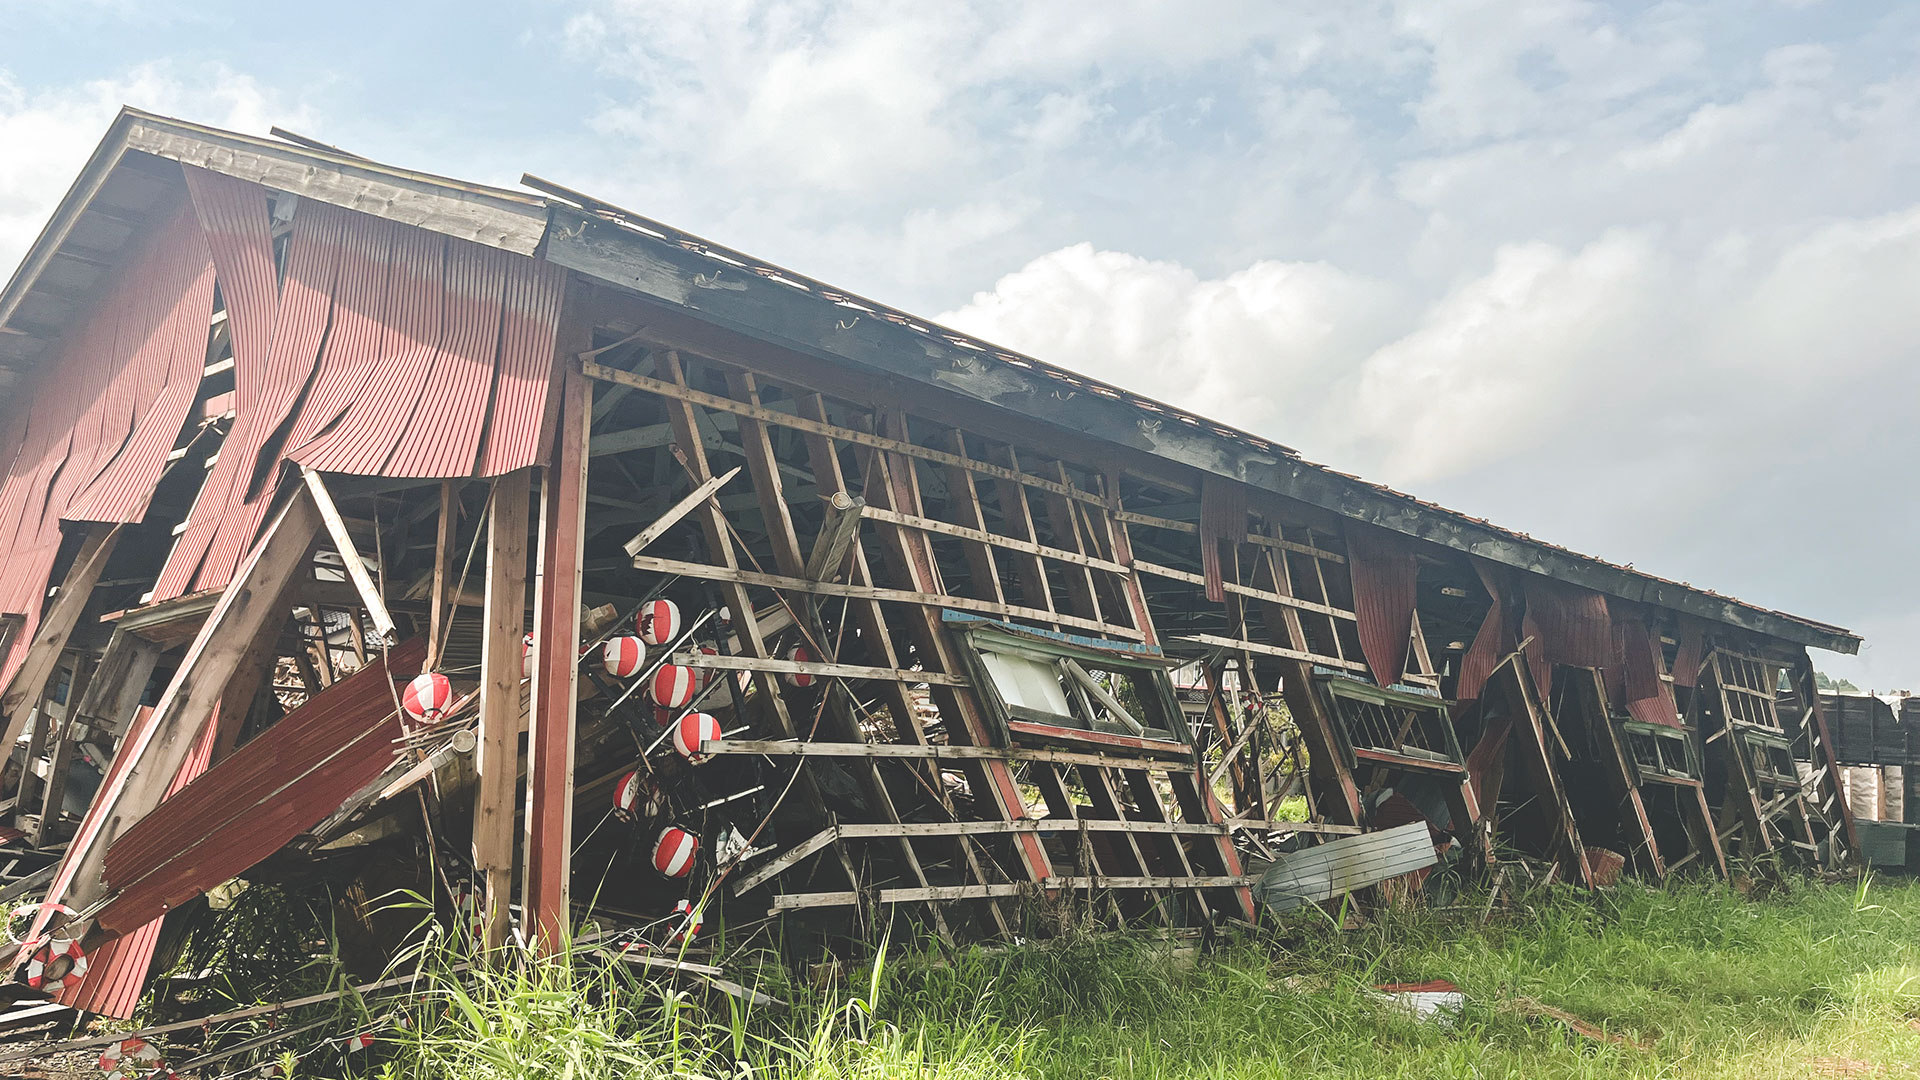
(783, 643, 816, 688)
(688, 641, 720, 692)
(521, 633, 535, 678)
(672, 712, 723, 763)
(402, 671, 453, 724)
(98, 1037, 162, 1080)
(601, 635, 647, 678)
(613, 769, 663, 821)
(23, 933, 87, 992)
(651, 664, 697, 709)
(669, 897, 702, 946)
(652, 826, 699, 878)
(637, 599, 683, 646)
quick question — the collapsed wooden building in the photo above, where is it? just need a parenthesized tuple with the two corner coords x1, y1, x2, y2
(0, 110, 1866, 1017)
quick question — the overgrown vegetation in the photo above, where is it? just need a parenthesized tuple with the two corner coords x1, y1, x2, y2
(300, 875, 1920, 1080)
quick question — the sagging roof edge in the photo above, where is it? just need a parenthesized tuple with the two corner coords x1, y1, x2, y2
(0, 108, 547, 357)
(540, 203, 1861, 656)
(0, 111, 1860, 655)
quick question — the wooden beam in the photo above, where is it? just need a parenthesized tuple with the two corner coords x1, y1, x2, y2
(582, 360, 1111, 511)
(524, 351, 590, 954)
(707, 737, 1192, 773)
(1169, 631, 1367, 673)
(803, 492, 863, 582)
(1135, 559, 1356, 622)
(300, 467, 397, 644)
(54, 492, 321, 919)
(670, 651, 965, 687)
(0, 524, 120, 752)
(476, 468, 530, 953)
(630, 553, 1142, 641)
(620, 466, 741, 558)
(862, 503, 1129, 575)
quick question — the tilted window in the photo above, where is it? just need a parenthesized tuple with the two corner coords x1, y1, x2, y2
(949, 614, 1191, 747)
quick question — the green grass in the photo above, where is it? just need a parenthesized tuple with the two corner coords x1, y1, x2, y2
(361, 876, 1920, 1080)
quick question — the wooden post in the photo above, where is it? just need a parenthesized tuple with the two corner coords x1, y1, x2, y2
(477, 469, 531, 952)
(525, 353, 589, 955)
(53, 492, 322, 920)
(0, 524, 120, 753)
(27, 655, 93, 844)
(427, 479, 457, 671)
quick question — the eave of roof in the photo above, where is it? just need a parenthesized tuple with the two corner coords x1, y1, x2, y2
(538, 201, 1860, 655)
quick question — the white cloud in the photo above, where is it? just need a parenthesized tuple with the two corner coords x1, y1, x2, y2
(0, 61, 306, 272)
(937, 243, 1399, 440)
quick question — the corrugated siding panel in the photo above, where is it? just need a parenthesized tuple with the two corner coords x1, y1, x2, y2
(386, 239, 508, 477)
(1451, 557, 1512, 703)
(1345, 524, 1417, 689)
(1256, 821, 1438, 911)
(65, 212, 218, 523)
(96, 637, 424, 936)
(0, 200, 216, 685)
(1618, 610, 1682, 730)
(480, 258, 566, 476)
(290, 226, 447, 473)
(1671, 616, 1706, 688)
(1197, 477, 1247, 605)
(151, 169, 283, 602)
(46, 705, 217, 1018)
(1523, 578, 1612, 673)
(144, 177, 566, 602)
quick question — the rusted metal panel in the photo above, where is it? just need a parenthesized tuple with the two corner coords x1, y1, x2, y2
(1618, 611, 1682, 730)
(95, 637, 425, 936)
(385, 239, 508, 477)
(292, 227, 448, 474)
(1524, 578, 1613, 675)
(1345, 524, 1418, 689)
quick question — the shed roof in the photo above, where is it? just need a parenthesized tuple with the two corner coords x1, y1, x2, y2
(0, 109, 1861, 655)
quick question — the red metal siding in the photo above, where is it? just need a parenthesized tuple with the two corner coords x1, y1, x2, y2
(0, 200, 216, 685)
(145, 174, 567, 602)
(1345, 524, 1417, 689)
(44, 705, 218, 1018)
(1619, 610, 1683, 729)
(152, 169, 282, 601)
(1522, 578, 1613, 673)
(1455, 590, 1505, 703)
(95, 637, 425, 937)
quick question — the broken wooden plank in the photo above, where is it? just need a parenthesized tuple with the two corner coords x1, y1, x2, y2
(621, 465, 742, 557)
(301, 466, 397, 644)
(670, 650, 965, 687)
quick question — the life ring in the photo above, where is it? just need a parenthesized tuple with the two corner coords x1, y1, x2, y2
(24, 933, 88, 992)
(98, 1036, 162, 1080)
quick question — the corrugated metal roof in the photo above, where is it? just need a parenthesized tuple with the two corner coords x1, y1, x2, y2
(95, 636, 425, 936)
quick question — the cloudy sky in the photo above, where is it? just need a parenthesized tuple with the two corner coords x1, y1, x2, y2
(4, 1, 1918, 686)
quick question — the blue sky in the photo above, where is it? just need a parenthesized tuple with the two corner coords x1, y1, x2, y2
(5, 1, 1920, 686)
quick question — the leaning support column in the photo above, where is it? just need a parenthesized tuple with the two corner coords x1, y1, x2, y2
(49, 491, 322, 926)
(524, 352, 589, 954)
(0, 524, 121, 754)
(476, 470, 531, 952)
